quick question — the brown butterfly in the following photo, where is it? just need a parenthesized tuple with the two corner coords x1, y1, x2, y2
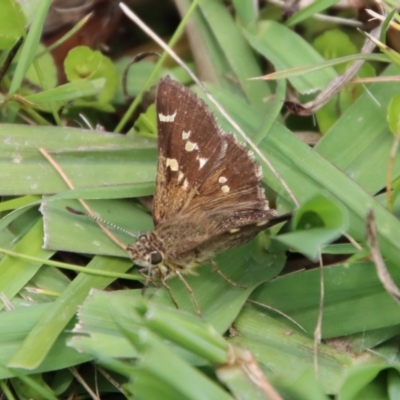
(127, 77, 289, 312)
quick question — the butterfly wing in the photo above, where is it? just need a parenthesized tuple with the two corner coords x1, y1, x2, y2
(154, 76, 230, 225)
(153, 76, 272, 228)
(192, 210, 290, 257)
(154, 210, 289, 268)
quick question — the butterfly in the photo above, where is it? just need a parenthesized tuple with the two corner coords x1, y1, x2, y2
(126, 77, 289, 312)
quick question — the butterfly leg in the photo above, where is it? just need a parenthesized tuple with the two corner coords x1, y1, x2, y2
(139, 267, 181, 310)
(175, 270, 202, 316)
(210, 260, 247, 289)
(160, 276, 180, 310)
(139, 267, 158, 297)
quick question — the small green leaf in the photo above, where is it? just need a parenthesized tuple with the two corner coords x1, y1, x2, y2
(292, 194, 347, 230)
(133, 104, 157, 138)
(313, 30, 358, 71)
(64, 46, 118, 104)
(0, 0, 25, 49)
(277, 194, 348, 260)
(25, 78, 106, 109)
(64, 46, 102, 80)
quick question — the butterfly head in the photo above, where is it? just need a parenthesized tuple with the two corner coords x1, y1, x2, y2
(126, 232, 165, 272)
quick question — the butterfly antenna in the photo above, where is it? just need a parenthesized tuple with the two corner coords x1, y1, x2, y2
(66, 207, 138, 239)
(66, 207, 137, 251)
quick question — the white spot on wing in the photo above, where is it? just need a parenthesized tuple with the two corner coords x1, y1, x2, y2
(166, 158, 179, 171)
(229, 228, 240, 233)
(197, 156, 208, 169)
(256, 165, 263, 179)
(159, 111, 177, 122)
(183, 179, 189, 190)
(256, 220, 268, 226)
(218, 176, 227, 184)
(185, 141, 198, 152)
(178, 171, 184, 182)
(221, 185, 230, 193)
(182, 130, 191, 140)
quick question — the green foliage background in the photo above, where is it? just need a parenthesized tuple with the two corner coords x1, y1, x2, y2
(0, 0, 400, 399)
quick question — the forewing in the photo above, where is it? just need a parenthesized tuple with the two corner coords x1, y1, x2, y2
(153, 76, 229, 225)
(154, 77, 274, 227)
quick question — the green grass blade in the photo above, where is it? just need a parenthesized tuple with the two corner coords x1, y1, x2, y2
(0, 124, 156, 195)
(8, 0, 51, 95)
(0, 304, 90, 379)
(244, 20, 336, 93)
(8, 256, 132, 369)
(0, 219, 54, 310)
(199, 0, 271, 106)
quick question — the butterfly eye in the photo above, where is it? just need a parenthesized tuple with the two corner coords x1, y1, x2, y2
(150, 251, 162, 265)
